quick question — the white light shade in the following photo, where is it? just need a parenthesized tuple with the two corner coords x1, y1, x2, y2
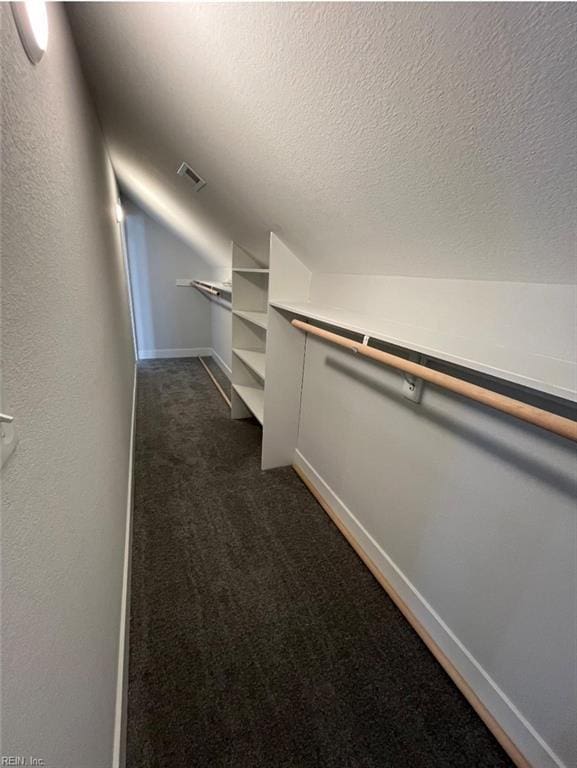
(26, 1, 48, 51)
(11, 1, 48, 65)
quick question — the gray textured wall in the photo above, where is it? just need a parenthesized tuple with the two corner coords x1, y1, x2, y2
(1, 5, 135, 766)
(297, 336, 577, 768)
(68, 3, 577, 282)
(123, 198, 212, 358)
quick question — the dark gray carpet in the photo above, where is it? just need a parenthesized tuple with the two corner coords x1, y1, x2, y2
(127, 359, 514, 768)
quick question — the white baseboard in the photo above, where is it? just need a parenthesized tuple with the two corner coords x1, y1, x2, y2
(138, 347, 212, 360)
(112, 364, 137, 768)
(294, 449, 565, 768)
(210, 348, 232, 379)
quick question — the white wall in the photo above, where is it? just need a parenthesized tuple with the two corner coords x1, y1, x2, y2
(123, 198, 213, 358)
(295, 334, 576, 768)
(285, 267, 577, 767)
(309, 273, 577, 401)
(1, 5, 135, 767)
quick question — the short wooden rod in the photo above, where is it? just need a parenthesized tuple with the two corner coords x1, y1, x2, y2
(291, 319, 577, 443)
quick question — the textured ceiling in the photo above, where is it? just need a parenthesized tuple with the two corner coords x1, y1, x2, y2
(68, 3, 576, 281)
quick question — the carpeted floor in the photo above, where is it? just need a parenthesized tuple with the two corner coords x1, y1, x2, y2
(127, 359, 514, 768)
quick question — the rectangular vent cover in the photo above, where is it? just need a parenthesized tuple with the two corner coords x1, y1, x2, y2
(177, 162, 206, 192)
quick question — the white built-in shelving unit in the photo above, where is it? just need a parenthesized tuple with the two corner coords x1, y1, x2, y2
(231, 244, 270, 425)
(233, 348, 266, 380)
(233, 309, 268, 330)
(228, 234, 576, 473)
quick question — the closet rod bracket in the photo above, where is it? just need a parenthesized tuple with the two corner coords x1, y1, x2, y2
(403, 353, 425, 403)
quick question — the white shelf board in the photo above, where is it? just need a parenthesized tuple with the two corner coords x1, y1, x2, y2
(232, 268, 269, 274)
(233, 310, 268, 331)
(233, 384, 264, 424)
(233, 348, 266, 380)
(270, 301, 577, 402)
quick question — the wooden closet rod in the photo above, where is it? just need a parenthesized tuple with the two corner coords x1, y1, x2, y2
(291, 319, 577, 443)
(192, 281, 220, 297)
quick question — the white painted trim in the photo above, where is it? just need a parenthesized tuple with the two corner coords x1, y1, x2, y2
(112, 364, 137, 768)
(210, 348, 232, 379)
(294, 449, 566, 768)
(138, 347, 212, 360)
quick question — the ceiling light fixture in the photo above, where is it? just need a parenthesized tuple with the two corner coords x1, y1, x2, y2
(11, 1, 49, 65)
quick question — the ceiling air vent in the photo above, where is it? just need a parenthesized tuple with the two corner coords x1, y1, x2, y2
(177, 162, 206, 192)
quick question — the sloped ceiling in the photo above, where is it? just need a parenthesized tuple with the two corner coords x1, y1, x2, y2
(68, 3, 576, 282)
